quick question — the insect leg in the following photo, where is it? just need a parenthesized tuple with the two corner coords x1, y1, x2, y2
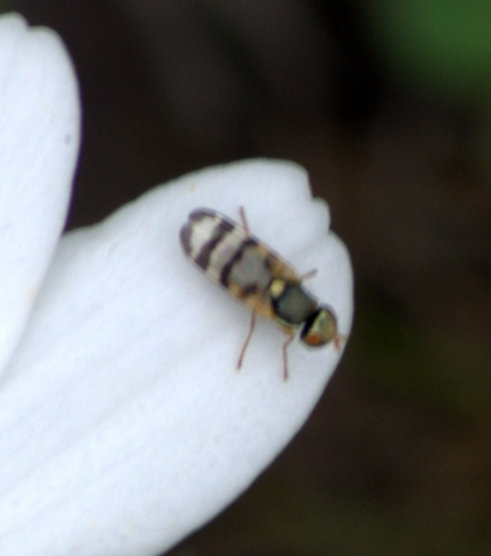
(299, 268, 317, 281)
(238, 206, 250, 235)
(334, 333, 348, 351)
(237, 310, 256, 370)
(281, 334, 294, 381)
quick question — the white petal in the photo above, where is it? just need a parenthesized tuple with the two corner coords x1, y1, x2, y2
(0, 160, 353, 555)
(0, 14, 80, 374)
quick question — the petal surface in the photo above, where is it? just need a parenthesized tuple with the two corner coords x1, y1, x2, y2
(0, 160, 353, 555)
(0, 14, 80, 374)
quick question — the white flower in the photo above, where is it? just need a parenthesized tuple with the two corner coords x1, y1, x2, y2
(0, 14, 354, 556)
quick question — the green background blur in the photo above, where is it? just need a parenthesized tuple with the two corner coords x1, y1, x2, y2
(4, 2, 489, 555)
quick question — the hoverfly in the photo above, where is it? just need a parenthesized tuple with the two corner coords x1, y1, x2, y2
(180, 207, 341, 380)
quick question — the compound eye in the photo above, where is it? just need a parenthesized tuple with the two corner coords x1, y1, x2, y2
(301, 307, 337, 347)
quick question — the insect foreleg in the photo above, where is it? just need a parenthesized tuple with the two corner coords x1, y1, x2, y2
(281, 334, 294, 381)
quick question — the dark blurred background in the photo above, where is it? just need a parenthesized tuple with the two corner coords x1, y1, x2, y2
(5, 1, 490, 554)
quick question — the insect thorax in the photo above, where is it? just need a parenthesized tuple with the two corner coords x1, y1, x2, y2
(269, 279, 317, 326)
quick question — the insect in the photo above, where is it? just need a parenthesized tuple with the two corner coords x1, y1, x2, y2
(180, 207, 341, 380)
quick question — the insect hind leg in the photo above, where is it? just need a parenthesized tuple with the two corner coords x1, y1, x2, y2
(237, 310, 256, 370)
(238, 206, 250, 235)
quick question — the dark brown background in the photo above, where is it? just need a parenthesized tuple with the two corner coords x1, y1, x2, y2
(7, 2, 490, 554)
